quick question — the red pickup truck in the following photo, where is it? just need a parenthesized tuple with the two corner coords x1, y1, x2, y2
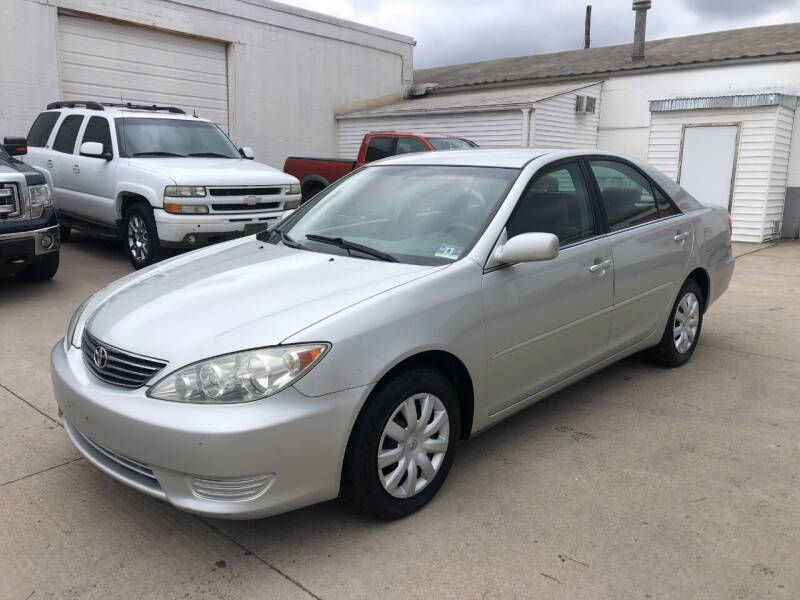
(284, 132, 477, 200)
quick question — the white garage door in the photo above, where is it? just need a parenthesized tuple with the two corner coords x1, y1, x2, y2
(57, 15, 229, 131)
(337, 110, 523, 157)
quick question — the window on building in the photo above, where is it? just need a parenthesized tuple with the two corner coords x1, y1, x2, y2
(588, 160, 659, 231)
(52, 115, 84, 154)
(27, 112, 60, 147)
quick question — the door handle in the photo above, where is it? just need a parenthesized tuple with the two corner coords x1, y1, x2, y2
(589, 258, 613, 273)
(72, 164, 80, 174)
(46, 160, 54, 168)
(673, 231, 690, 243)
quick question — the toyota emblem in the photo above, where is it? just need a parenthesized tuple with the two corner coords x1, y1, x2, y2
(93, 345, 108, 369)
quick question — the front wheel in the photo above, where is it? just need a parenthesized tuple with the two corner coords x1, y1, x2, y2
(16, 252, 59, 281)
(123, 204, 162, 269)
(340, 367, 459, 520)
(646, 279, 703, 367)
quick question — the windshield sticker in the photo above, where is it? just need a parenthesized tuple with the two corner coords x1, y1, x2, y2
(434, 244, 463, 260)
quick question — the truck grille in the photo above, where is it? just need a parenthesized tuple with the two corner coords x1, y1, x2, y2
(82, 331, 168, 389)
(208, 187, 281, 197)
(0, 185, 20, 218)
(211, 202, 280, 212)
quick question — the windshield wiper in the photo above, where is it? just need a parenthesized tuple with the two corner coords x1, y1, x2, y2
(132, 151, 186, 157)
(188, 152, 233, 158)
(305, 234, 397, 262)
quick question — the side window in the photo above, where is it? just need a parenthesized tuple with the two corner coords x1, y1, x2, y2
(654, 186, 680, 217)
(27, 112, 60, 147)
(81, 116, 112, 155)
(364, 136, 395, 163)
(507, 162, 596, 246)
(396, 137, 426, 155)
(588, 160, 658, 231)
(52, 115, 84, 154)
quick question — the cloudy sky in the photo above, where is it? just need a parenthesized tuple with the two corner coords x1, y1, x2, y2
(283, 0, 800, 68)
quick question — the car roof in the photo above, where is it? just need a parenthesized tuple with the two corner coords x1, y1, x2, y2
(44, 106, 210, 122)
(369, 147, 643, 169)
(370, 131, 468, 139)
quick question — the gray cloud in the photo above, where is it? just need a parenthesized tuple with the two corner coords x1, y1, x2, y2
(687, 0, 796, 19)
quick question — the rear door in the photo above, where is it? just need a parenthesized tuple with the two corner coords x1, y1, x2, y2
(482, 159, 613, 415)
(23, 111, 61, 189)
(48, 114, 85, 216)
(586, 158, 692, 353)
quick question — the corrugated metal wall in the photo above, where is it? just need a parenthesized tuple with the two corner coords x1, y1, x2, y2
(336, 110, 524, 157)
(532, 83, 601, 148)
(647, 105, 793, 242)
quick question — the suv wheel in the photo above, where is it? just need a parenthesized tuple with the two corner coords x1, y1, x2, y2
(123, 204, 162, 269)
(340, 367, 459, 520)
(16, 252, 59, 281)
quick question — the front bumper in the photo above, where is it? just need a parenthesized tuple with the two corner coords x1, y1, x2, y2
(154, 207, 296, 248)
(51, 340, 369, 519)
(0, 223, 60, 271)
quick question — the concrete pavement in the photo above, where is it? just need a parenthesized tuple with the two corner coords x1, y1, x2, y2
(1, 234, 798, 599)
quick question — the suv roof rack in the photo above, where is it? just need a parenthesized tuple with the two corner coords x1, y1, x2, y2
(47, 100, 104, 111)
(101, 102, 186, 114)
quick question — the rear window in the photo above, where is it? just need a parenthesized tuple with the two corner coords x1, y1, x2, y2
(364, 137, 395, 163)
(27, 112, 60, 147)
(52, 115, 84, 154)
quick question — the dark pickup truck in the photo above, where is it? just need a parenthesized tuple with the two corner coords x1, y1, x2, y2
(0, 137, 60, 280)
(284, 131, 476, 200)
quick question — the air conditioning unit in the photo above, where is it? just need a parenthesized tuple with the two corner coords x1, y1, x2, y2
(575, 95, 597, 114)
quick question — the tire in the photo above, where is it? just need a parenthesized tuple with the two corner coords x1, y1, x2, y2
(340, 367, 460, 520)
(645, 279, 704, 368)
(302, 184, 324, 203)
(16, 252, 59, 281)
(123, 203, 162, 269)
(59, 224, 71, 242)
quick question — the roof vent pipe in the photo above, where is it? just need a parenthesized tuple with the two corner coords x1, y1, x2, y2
(632, 0, 651, 59)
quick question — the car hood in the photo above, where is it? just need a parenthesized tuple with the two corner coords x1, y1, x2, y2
(86, 238, 439, 367)
(127, 158, 299, 186)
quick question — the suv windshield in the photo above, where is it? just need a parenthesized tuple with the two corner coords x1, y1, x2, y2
(426, 138, 475, 150)
(115, 118, 240, 158)
(277, 165, 519, 265)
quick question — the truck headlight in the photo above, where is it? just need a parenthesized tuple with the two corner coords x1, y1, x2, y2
(163, 203, 209, 214)
(165, 186, 206, 197)
(29, 184, 52, 218)
(65, 296, 92, 351)
(284, 184, 301, 195)
(148, 343, 330, 404)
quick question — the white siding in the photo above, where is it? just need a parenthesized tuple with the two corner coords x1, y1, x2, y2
(532, 83, 601, 148)
(336, 110, 524, 157)
(646, 105, 792, 243)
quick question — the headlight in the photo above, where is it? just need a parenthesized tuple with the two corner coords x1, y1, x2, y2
(164, 185, 206, 197)
(284, 184, 301, 195)
(163, 203, 209, 214)
(148, 343, 330, 404)
(65, 296, 92, 351)
(29, 184, 52, 218)
(283, 199, 301, 210)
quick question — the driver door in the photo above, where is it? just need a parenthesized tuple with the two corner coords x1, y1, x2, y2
(481, 160, 614, 416)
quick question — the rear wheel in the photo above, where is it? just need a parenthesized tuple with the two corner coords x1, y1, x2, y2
(59, 224, 71, 242)
(340, 367, 459, 520)
(123, 203, 162, 269)
(646, 279, 703, 367)
(16, 252, 59, 281)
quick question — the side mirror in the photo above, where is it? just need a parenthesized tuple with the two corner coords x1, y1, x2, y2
(495, 232, 559, 264)
(80, 141, 111, 160)
(240, 146, 254, 160)
(3, 136, 27, 156)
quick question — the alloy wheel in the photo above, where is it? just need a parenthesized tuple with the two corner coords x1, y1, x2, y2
(673, 291, 700, 354)
(127, 214, 150, 263)
(377, 393, 450, 499)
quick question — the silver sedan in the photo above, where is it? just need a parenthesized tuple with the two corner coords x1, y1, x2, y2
(51, 149, 734, 520)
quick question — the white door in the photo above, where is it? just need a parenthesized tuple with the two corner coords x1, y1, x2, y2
(678, 125, 738, 210)
(57, 15, 229, 131)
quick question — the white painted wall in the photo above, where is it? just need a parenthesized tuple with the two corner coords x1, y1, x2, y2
(532, 83, 600, 149)
(597, 61, 800, 185)
(0, 0, 414, 169)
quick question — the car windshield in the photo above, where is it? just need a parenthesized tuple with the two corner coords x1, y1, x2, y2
(114, 118, 241, 158)
(426, 138, 475, 150)
(278, 165, 519, 265)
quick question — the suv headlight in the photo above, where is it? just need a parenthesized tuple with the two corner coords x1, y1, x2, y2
(29, 184, 52, 218)
(165, 186, 206, 197)
(148, 343, 330, 404)
(284, 184, 301, 195)
(65, 296, 92, 351)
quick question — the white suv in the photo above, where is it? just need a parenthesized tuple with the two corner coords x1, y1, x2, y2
(24, 101, 301, 268)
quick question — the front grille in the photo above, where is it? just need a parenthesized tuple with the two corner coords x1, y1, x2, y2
(82, 331, 167, 389)
(0, 185, 20, 218)
(79, 429, 157, 480)
(208, 187, 281, 197)
(211, 202, 280, 212)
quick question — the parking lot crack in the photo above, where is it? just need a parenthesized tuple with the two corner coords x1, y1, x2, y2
(198, 518, 323, 600)
(0, 383, 61, 426)
(0, 457, 83, 488)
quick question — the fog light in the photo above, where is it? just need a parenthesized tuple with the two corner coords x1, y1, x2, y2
(41, 234, 54, 249)
(186, 234, 197, 245)
(191, 473, 275, 501)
